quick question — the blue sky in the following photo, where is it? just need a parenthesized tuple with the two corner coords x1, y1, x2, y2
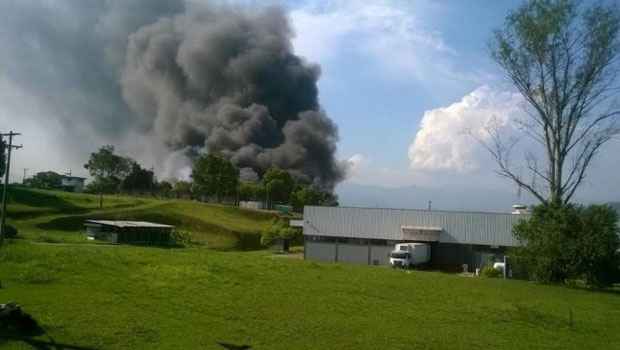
(283, 0, 620, 203)
(287, 1, 522, 182)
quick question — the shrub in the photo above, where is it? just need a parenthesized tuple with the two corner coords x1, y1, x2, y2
(170, 230, 193, 247)
(3, 225, 18, 238)
(261, 219, 300, 249)
(512, 204, 620, 287)
(481, 265, 502, 278)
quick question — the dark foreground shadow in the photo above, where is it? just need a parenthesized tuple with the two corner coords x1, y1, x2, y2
(217, 341, 252, 350)
(0, 335, 97, 350)
(0, 303, 97, 350)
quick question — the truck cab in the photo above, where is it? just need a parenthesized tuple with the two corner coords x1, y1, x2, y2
(389, 243, 431, 268)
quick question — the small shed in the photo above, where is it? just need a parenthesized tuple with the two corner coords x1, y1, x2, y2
(85, 220, 174, 245)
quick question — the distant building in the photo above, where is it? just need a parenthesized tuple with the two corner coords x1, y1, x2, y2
(85, 220, 175, 245)
(239, 201, 265, 210)
(61, 176, 86, 192)
(301, 205, 529, 271)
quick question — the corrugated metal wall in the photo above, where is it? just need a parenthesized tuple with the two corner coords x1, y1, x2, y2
(303, 206, 525, 247)
(369, 245, 392, 265)
(305, 241, 394, 265)
(305, 241, 336, 262)
(338, 243, 370, 265)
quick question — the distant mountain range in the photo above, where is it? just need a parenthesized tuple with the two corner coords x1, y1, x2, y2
(336, 182, 620, 214)
(336, 182, 528, 213)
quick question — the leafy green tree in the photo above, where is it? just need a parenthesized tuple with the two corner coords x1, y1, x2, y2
(191, 154, 239, 202)
(25, 171, 63, 189)
(84, 145, 131, 208)
(121, 162, 155, 194)
(239, 181, 265, 201)
(84, 145, 131, 194)
(512, 204, 620, 287)
(261, 219, 300, 251)
(263, 168, 294, 207)
(157, 181, 173, 198)
(172, 180, 192, 199)
(290, 185, 339, 212)
(487, 0, 620, 206)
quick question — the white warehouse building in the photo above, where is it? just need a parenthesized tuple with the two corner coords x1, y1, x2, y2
(301, 206, 529, 270)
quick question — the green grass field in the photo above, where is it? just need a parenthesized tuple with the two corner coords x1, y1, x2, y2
(1, 187, 620, 349)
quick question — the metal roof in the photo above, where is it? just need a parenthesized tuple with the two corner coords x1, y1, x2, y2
(85, 220, 174, 229)
(303, 206, 528, 247)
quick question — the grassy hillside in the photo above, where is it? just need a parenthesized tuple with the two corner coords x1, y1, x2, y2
(1, 241, 620, 349)
(5, 186, 275, 249)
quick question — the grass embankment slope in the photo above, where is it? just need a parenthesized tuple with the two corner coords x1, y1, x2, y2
(5, 186, 275, 249)
(1, 187, 620, 349)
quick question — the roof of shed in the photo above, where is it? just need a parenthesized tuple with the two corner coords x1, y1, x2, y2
(85, 220, 174, 229)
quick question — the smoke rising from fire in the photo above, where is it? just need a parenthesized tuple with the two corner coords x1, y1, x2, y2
(0, 1, 345, 190)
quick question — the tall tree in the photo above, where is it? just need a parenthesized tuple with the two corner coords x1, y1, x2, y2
(157, 180, 173, 198)
(488, 0, 620, 206)
(121, 161, 155, 194)
(84, 145, 132, 193)
(263, 167, 294, 208)
(191, 154, 239, 202)
(239, 181, 265, 202)
(290, 185, 339, 212)
(172, 180, 193, 199)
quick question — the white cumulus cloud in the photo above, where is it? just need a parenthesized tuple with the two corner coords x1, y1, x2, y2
(346, 153, 367, 175)
(408, 85, 524, 172)
(289, 0, 461, 82)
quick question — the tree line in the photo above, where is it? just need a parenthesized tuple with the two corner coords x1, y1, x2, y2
(79, 145, 336, 212)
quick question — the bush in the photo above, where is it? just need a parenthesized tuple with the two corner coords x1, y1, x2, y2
(261, 219, 300, 249)
(3, 225, 18, 238)
(512, 204, 620, 287)
(170, 230, 193, 247)
(481, 265, 502, 278)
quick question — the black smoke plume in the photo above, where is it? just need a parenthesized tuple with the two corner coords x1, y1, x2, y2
(0, 1, 345, 190)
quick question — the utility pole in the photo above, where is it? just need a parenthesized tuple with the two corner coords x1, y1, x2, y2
(0, 131, 22, 246)
(22, 168, 28, 184)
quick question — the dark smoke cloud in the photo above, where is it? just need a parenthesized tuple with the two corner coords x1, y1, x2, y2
(121, 5, 344, 188)
(0, 1, 345, 190)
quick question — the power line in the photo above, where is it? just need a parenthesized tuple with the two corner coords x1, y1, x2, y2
(0, 131, 22, 246)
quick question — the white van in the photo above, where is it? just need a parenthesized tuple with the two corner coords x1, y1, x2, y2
(389, 243, 431, 268)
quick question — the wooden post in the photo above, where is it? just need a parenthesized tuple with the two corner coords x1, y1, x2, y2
(0, 131, 21, 246)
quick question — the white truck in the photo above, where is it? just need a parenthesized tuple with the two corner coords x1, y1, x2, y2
(389, 243, 431, 268)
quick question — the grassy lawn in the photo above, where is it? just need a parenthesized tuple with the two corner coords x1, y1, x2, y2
(1, 242, 620, 349)
(1, 187, 620, 349)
